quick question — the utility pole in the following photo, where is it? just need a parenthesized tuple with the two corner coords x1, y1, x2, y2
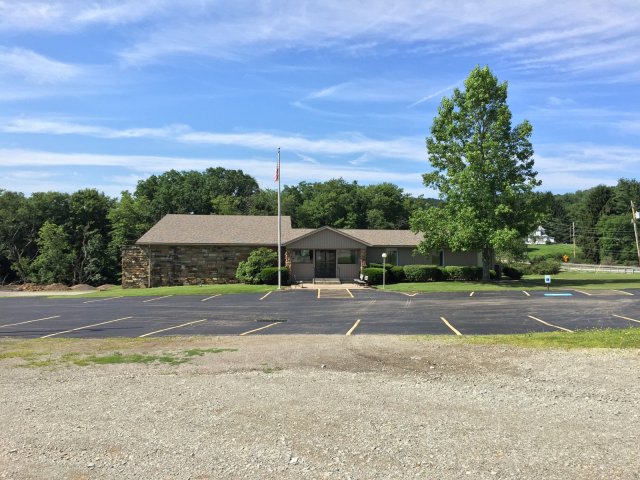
(631, 201, 640, 267)
(572, 222, 576, 261)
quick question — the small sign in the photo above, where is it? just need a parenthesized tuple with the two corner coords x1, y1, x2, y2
(544, 275, 551, 284)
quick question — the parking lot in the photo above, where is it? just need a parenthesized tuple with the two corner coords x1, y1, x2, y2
(1, 288, 639, 338)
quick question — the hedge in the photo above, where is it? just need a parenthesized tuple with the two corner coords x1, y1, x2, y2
(529, 259, 561, 275)
(258, 267, 290, 285)
(362, 267, 385, 285)
(403, 264, 444, 282)
(502, 265, 524, 280)
(390, 266, 406, 283)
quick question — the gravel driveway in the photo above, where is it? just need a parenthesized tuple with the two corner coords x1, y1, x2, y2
(1, 335, 638, 479)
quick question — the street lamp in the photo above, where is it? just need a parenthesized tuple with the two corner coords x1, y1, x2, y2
(381, 252, 387, 289)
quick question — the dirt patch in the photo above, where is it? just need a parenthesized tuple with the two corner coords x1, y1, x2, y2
(0, 335, 638, 479)
(70, 284, 96, 291)
(17, 283, 70, 291)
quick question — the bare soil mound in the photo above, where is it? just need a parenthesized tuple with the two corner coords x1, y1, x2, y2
(96, 284, 116, 291)
(17, 283, 70, 291)
(70, 284, 96, 291)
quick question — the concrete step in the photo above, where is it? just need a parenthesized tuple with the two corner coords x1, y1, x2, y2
(313, 278, 341, 285)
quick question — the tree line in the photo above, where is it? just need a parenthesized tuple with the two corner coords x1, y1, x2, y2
(0, 168, 435, 285)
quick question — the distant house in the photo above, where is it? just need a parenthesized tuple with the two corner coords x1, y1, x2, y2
(122, 214, 481, 287)
(526, 225, 555, 245)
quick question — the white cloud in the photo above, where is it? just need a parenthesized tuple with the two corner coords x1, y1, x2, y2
(0, 47, 83, 84)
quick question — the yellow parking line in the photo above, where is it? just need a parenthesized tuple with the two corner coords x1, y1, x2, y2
(139, 319, 207, 337)
(83, 297, 119, 304)
(142, 295, 173, 303)
(440, 316, 462, 336)
(346, 319, 361, 336)
(40, 316, 132, 339)
(612, 290, 634, 296)
(345, 289, 354, 298)
(239, 322, 281, 336)
(0, 315, 60, 328)
(201, 294, 221, 302)
(259, 291, 272, 301)
(573, 289, 591, 296)
(612, 314, 640, 324)
(317, 289, 321, 299)
(522, 291, 530, 297)
(527, 315, 574, 333)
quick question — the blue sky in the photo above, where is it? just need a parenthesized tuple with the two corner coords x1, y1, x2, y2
(0, 1, 638, 198)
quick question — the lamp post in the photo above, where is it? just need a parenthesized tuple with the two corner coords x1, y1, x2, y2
(381, 252, 387, 289)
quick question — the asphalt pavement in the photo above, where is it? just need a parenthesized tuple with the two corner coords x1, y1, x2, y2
(0, 288, 639, 338)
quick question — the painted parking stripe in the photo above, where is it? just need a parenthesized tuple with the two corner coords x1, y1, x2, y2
(40, 316, 132, 339)
(400, 292, 418, 297)
(83, 297, 119, 304)
(522, 290, 530, 297)
(239, 322, 282, 336)
(345, 289, 354, 298)
(201, 294, 221, 302)
(612, 314, 640, 324)
(259, 291, 272, 300)
(346, 319, 361, 336)
(139, 319, 207, 338)
(0, 315, 60, 328)
(440, 316, 462, 336)
(469, 291, 475, 297)
(317, 289, 321, 299)
(612, 290, 634, 296)
(142, 295, 173, 303)
(527, 315, 574, 333)
(573, 289, 592, 296)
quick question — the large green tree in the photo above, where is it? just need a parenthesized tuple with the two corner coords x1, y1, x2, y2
(411, 66, 541, 281)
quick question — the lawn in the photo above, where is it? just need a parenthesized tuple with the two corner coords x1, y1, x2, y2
(385, 271, 640, 293)
(526, 243, 580, 259)
(54, 283, 276, 298)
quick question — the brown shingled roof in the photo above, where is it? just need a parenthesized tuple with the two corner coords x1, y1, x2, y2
(339, 229, 424, 247)
(136, 214, 294, 245)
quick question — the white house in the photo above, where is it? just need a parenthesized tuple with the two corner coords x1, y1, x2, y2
(526, 225, 555, 245)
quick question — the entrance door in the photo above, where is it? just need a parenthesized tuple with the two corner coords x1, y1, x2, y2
(315, 250, 336, 278)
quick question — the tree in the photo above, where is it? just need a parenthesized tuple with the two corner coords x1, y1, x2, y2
(235, 247, 278, 284)
(411, 66, 541, 281)
(30, 221, 74, 284)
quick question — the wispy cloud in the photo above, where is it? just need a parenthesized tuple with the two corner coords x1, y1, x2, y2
(0, 47, 83, 83)
(407, 81, 461, 108)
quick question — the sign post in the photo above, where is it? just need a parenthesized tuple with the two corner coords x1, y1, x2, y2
(544, 275, 551, 291)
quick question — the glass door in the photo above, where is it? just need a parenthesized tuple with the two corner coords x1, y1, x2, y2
(315, 250, 336, 277)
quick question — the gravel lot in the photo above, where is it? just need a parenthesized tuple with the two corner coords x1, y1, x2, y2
(1, 335, 639, 479)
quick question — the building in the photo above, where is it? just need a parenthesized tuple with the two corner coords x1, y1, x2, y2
(526, 225, 556, 245)
(122, 214, 481, 288)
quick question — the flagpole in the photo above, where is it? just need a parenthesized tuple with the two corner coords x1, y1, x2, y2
(277, 148, 282, 290)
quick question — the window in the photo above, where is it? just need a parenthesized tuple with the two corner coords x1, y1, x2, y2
(292, 249, 313, 263)
(337, 249, 357, 264)
(385, 249, 398, 266)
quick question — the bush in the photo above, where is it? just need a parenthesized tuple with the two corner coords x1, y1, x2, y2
(460, 266, 483, 281)
(529, 258, 561, 275)
(235, 247, 278, 284)
(502, 265, 524, 280)
(258, 267, 289, 285)
(390, 266, 406, 283)
(403, 264, 444, 282)
(362, 267, 384, 285)
(368, 262, 393, 270)
(443, 265, 463, 281)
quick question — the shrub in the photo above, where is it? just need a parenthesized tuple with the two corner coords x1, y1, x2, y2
(258, 267, 289, 285)
(368, 262, 393, 270)
(403, 264, 444, 282)
(460, 266, 483, 281)
(443, 265, 463, 281)
(502, 265, 524, 280)
(362, 267, 384, 285)
(235, 247, 278, 284)
(390, 266, 406, 283)
(530, 258, 561, 275)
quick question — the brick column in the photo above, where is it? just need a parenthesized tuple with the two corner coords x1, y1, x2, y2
(360, 248, 367, 271)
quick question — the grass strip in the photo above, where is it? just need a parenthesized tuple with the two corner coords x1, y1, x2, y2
(47, 284, 275, 299)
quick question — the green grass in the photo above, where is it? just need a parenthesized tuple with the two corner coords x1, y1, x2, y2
(0, 340, 237, 368)
(385, 271, 640, 293)
(526, 243, 580, 259)
(50, 283, 275, 298)
(458, 327, 640, 349)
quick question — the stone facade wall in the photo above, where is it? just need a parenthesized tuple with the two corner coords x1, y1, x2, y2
(122, 244, 261, 288)
(122, 245, 150, 289)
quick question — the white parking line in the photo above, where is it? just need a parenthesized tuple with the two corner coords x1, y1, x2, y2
(139, 319, 207, 338)
(440, 316, 462, 336)
(612, 290, 634, 296)
(40, 316, 132, 339)
(201, 294, 221, 302)
(522, 290, 530, 297)
(0, 315, 60, 328)
(83, 297, 119, 304)
(573, 289, 592, 296)
(612, 314, 640, 324)
(239, 322, 281, 336)
(527, 315, 574, 333)
(469, 291, 475, 297)
(259, 291, 272, 301)
(400, 292, 418, 297)
(346, 319, 361, 336)
(142, 295, 173, 303)
(345, 289, 354, 298)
